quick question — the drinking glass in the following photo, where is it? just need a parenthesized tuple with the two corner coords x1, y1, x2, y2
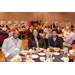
(25, 51, 32, 62)
(49, 46, 53, 53)
(60, 49, 63, 54)
(49, 46, 53, 62)
(32, 47, 36, 54)
(69, 50, 74, 62)
(63, 47, 68, 57)
(45, 50, 49, 62)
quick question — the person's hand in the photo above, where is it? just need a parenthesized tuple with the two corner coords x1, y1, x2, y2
(63, 37, 66, 39)
(8, 55, 12, 59)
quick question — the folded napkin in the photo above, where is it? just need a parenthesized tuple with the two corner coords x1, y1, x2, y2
(20, 53, 25, 56)
(20, 53, 30, 56)
(38, 50, 43, 53)
(63, 41, 65, 42)
(21, 60, 25, 62)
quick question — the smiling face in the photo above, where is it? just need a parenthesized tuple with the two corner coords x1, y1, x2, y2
(13, 30, 19, 39)
(52, 31, 57, 38)
(33, 29, 38, 37)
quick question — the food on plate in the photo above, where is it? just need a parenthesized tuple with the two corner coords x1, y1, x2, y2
(73, 48, 75, 52)
(54, 48, 60, 51)
(21, 50, 26, 53)
(12, 58, 21, 62)
(37, 48, 42, 50)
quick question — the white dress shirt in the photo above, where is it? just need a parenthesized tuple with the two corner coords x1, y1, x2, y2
(64, 32, 75, 44)
(64, 31, 69, 36)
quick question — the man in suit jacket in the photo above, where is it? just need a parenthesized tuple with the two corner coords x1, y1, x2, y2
(51, 22, 56, 29)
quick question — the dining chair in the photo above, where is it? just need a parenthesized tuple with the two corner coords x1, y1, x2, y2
(0, 36, 6, 49)
(19, 31, 22, 39)
(22, 30, 28, 39)
(0, 36, 6, 42)
(71, 39, 75, 45)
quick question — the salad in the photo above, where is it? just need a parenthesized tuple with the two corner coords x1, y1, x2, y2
(11, 58, 21, 62)
(37, 48, 43, 51)
(11, 54, 22, 62)
(21, 50, 26, 53)
(53, 48, 60, 51)
(73, 48, 75, 52)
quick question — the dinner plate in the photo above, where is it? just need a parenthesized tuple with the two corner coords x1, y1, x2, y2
(61, 57, 69, 62)
(45, 57, 55, 62)
(53, 52, 60, 55)
(25, 59, 35, 62)
(32, 55, 39, 59)
(38, 53, 45, 56)
(11, 58, 22, 62)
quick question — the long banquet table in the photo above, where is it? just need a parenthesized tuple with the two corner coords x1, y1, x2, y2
(20, 52, 75, 62)
(20, 53, 64, 62)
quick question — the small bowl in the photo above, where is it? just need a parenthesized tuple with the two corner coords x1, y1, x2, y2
(40, 57, 45, 62)
(38, 53, 45, 56)
(53, 50, 59, 53)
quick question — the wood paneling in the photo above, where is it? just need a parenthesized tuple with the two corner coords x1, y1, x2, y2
(0, 12, 3, 20)
(0, 12, 75, 26)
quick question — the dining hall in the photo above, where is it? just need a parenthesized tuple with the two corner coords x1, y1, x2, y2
(0, 12, 75, 62)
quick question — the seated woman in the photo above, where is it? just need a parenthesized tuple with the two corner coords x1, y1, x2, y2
(28, 29, 46, 49)
(48, 28, 63, 49)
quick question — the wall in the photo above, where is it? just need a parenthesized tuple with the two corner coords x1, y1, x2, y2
(0, 12, 75, 26)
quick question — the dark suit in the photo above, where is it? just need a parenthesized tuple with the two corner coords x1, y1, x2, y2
(51, 25, 56, 29)
(57, 30, 62, 34)
(48, 36, 63, 49)
(0, 30, 8, 47)
(28, 37, 46, 49)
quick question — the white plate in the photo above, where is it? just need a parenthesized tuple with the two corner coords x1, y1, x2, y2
(61, 57, 69, 62)
(53, 52, 60, 55)
(38, 53, 45, 56)
(32, 55, 39, 59)
(40, 57, 45, 62)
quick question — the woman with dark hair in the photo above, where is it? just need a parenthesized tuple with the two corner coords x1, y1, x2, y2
(48, 28, 63, 49)
(28, 29, 46, 49)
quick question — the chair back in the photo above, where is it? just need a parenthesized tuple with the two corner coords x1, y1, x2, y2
(71, 39, 75, 45)
(0, 36, 6, 41)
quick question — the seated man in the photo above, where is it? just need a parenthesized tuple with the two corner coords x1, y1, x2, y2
(2, 30, 23, 62)
(64, 26, 69, 37)
(57, 26, 62, 34)
(64, 28, 75, 44)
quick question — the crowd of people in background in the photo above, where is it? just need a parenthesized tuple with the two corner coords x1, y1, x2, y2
(0, 22, 75, 46)
(0, 22, 75, 62)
